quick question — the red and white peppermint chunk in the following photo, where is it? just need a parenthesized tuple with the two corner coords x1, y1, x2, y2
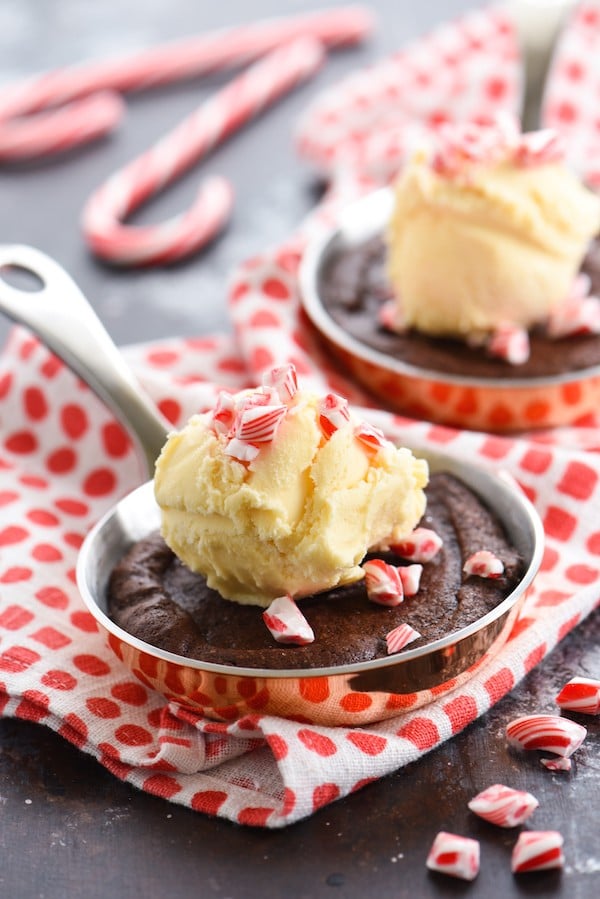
(262, 594, 314, 645)
(468, 784, 538, 828)
(398, 563, 422, 596)
(487, 323, 530, 365)
(540, 756, 572, 772)
(514, 129, 565, 167)
(555, 677, 600, 715)
(362, 559, 404, 606)
(426, 832, 480, 881)
(391, 527, 443, 564)
(386, 622, 420, 654)
(262, 363, 298, 403)
(318, 393, 350, 438)
(235, 403, 287, 442)
(378, 299, 407, 333)
(463, 550, 504, 579)
(511, 831, 564, 874)
(211, 391, 235, 434)
(546, 283, 600, 338)
(354, 421, 388, 453)
(224, 437, 260, 463)
(506, 714, 587, 759)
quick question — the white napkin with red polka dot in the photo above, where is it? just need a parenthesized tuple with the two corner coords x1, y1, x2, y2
(1, 3, 600, 828)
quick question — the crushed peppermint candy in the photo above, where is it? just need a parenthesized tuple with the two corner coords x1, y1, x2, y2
(224, 437, 260, 463)
(397, 563, 422, 596)
(378, 298, 407, 333)
(262, 594, 315, 645)
(513, 129, 565, 167)
(318, 392, 351, 437)
(487, 322, 530, 365)
(386, 622, 420, 654)
(354, 421, 388, 452)
(467, 784, 538, 828)
(262, 363, 298, 403)
(506, 714, 587, 759)
(463, 550, 504, 579)
(555, 677, 600, 715)
(540, 756, 572, 772)
(362, 559, 404, 606)
(511, 831, 564, 874)
(425, 832, 480, 881)
(390, 527, 443, 564)
(235, 403, 287, 443)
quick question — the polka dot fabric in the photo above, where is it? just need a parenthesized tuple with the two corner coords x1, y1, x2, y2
(2, 6, 600, 828)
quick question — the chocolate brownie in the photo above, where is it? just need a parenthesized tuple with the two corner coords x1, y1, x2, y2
(107, 473, 523, 670)
(319, 236, 600, 379)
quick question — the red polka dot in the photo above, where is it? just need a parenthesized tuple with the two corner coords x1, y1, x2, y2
(554, 100, 577, 123)
(442, 696, 478, 733)
(249, 310, 281, 328)
(484, 667, 515, 704)
(339, 692, 372, 713)
(32, 543, 63, 562)
(0, 371, 12, 399)
(249, 346, 275, 372)
(558, 613, 581, 641)
(157, 398, 181, 425)
(540, 546, 559, 572)
(217, 356, 246, 374)
(143, 774, 182, 799)
(59, 713, 88, 747)
(508, 616, 535, 640)
(61, 404, 88, 439)
(479, 436, 512, 459)
(262, 277, 290, 300)
(0, 605, 34, 630)
(63, 532, 83, 549)
(282, 787, 296, 816)
(23, 386, 48, 420)
(557, 461, 598, 500)
(46, 447, 77, 474)
(524, 643, 546, 673)
(83, 468, 116, 496)
(267, 734, 288, 761)
(191, 790, 228, 815)
(397, 718, 440, 750)
(0, 525, 28, 546)
(0, 566, 32, 583)
(115, 724, 153, 746)
(298, 729, 338, 757)
(40, 355, 62, 378)
(565, 564, 598, 584)
(312, 783, 340, 811)
(73, 654, 111, 677)
(0, 490, 18, 506)
(111, 681, 148, 705)
(346, 732, 388, 755)
(299, 678, 330, 704)
(426, 425, 459, 444)
(520, 448, 552, 474)
(19, 337, 38, 359)
(41, 669, 77, 690)
(138, 652, 159, 679)
(587, 531, 600, 555)
(27, 509, 59, 527)
(70, 610, 98, 632)
(16, 690, 50, 722)
(87, 697, 121, 719)
(19, 474, 47, 489)
(102, 422, 130, 458)
(0, 645, 41, 673)
(54, 497, 89, 516)
(543, 506, 577, 541)
(35, 586, 69, 609)
(237, 807, 274, 827)
(5, 430, 38, 453)
(31, 626, 71, 649)
(485, 75, 508, 100)
(536, 589, 570, 606)
(147, 350, 180, 367)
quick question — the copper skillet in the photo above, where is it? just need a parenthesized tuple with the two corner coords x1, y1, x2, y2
(0, 245, 544, 726)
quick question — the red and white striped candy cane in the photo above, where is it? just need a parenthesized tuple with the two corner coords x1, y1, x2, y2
(0, 7, 374, 161)
(81, 37, 324, 266)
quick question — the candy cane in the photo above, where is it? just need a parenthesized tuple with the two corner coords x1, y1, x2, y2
(0, 7, 374, 161)
(81, 37, 325, 266)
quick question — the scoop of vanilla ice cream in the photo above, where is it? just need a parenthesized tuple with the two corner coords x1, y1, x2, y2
(154, 382, 428, 607)
(387, 151, 600, 337)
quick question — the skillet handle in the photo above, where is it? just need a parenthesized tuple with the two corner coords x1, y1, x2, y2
(0, 244, 170, 479)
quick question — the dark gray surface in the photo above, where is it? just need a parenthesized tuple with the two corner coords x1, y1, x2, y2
(1, 2, 599, 898)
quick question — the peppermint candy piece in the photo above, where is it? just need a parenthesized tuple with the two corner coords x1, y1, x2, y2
(463, 550, 504, 579)
(211, 390, 235, 435)
(378, 298, 407, 333)
(235, 403, 287, 442)
(224, 437, 260, 463)
(514, 129, 565, 167)
(318, 393, 350, 437)
(511, 831, 564, 874)
(467, 784, 538, 828)
(262, 595, 315, 645)
(398, 564, 423, 597)
(391, 527, 443, 563)
(555, 677, 600, 715)
(546, 292, 600, 338)
(262, 363, 298, 403)
(354, 421, 388, 453)
(506, 714, 587, 758)
(425, 832, 480, 881)
(362, 559, 404, 606)
(386, 622, 420, 654)
(540, 756, 572, 772)
(487, 323, 530, 365)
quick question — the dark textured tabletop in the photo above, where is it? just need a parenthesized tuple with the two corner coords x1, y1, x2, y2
(1, 2, 599, 897)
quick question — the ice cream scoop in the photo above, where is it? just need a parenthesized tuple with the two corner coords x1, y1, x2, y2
(386, 122, 600, 340)
(154, 365, 428, 607)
